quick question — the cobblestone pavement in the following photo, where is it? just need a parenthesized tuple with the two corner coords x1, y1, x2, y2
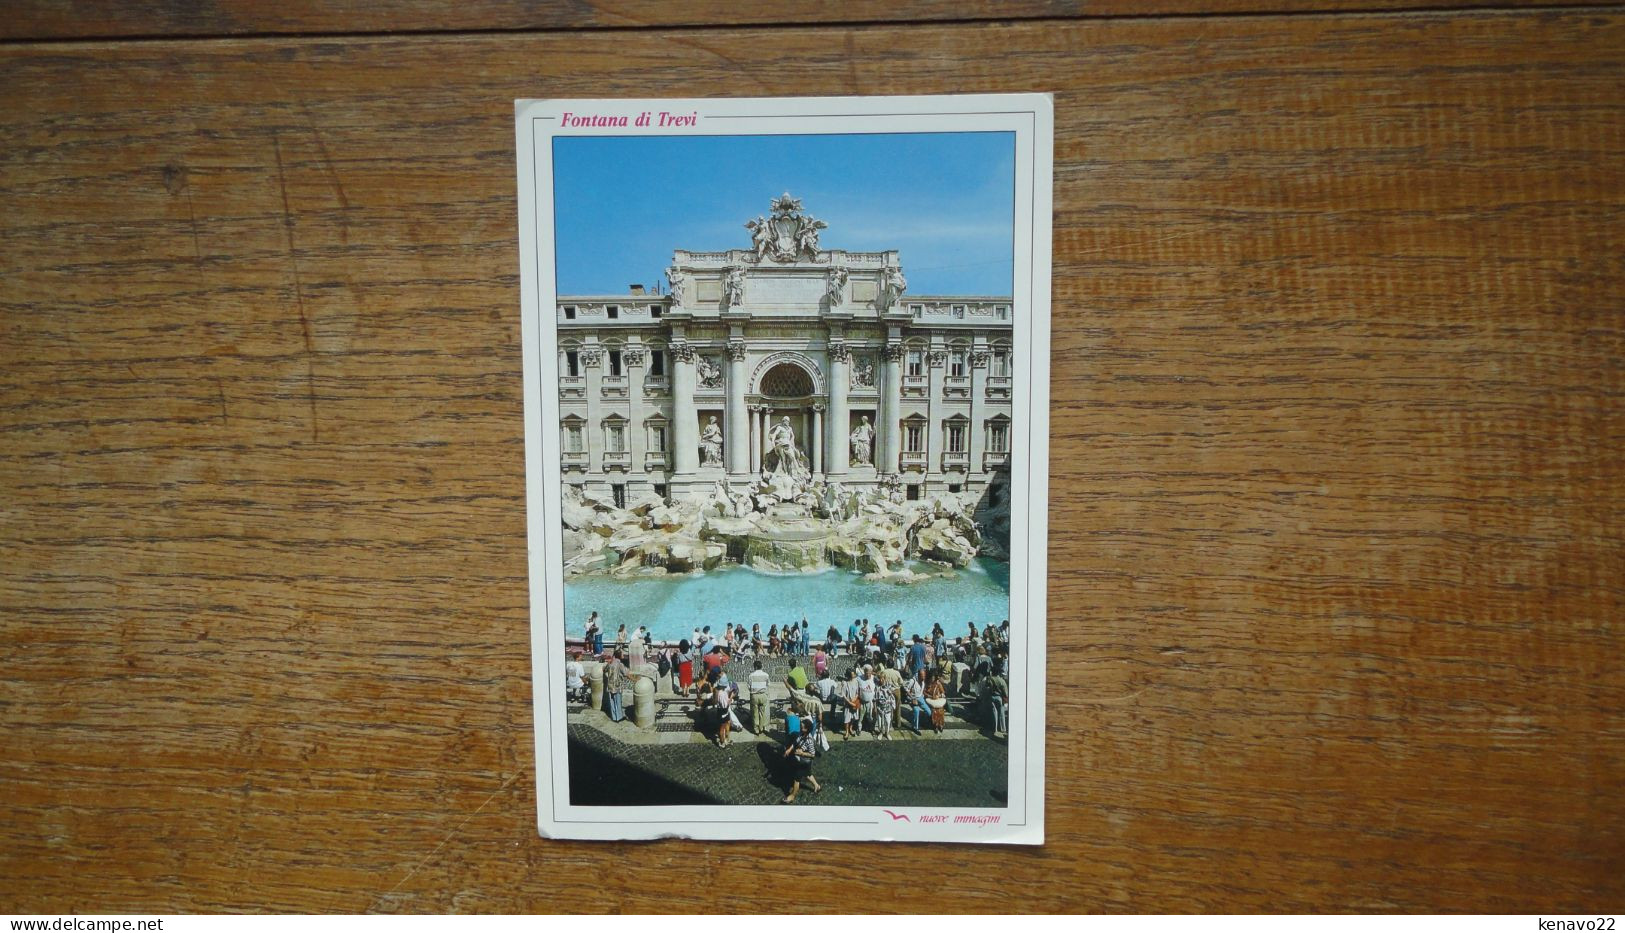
(567, 721, 1009, 807)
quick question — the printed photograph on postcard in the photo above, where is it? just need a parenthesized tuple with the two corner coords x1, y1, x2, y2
(516, 94, 1053, 843)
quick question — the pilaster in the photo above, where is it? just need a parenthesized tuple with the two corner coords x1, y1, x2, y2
(725, 339, 749, 477)
(811, 404, 824, 475)
(880, 341, 904, 475)
(825, 338, 850, 479)
(671, 341, 699, 478)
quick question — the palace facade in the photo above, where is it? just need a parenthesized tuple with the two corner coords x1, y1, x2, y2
(556, 194, 1015, 505)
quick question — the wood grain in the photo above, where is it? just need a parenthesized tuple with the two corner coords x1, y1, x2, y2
(1, 9, 1622, 913)
(1, 0, 1615, 41)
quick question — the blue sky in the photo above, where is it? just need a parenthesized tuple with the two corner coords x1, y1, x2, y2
(552, 132, 1014, 296)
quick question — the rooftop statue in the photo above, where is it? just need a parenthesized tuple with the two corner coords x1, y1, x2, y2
(743, 192, 827, 263)
(881, 263, 908, 310)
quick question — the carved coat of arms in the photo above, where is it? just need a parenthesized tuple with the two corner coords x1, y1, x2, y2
(745, 192, 828, 263)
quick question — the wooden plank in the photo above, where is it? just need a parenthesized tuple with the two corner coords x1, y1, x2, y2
(1, 10, 1622, 913)
(0, 0, 1615, 41)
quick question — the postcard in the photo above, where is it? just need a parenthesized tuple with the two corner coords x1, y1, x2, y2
(515, 94, 1052, 843)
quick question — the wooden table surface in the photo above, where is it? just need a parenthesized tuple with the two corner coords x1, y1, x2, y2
(2, 1, 1621, 914)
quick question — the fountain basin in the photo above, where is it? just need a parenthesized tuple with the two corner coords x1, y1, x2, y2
(564, 558, 1012, 643)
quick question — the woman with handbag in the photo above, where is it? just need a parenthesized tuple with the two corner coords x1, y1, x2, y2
(713, 680, 736, 748)
(780, 723, 822, 803)
(675, 639, 693, 696)
(924, 670, 948, 734)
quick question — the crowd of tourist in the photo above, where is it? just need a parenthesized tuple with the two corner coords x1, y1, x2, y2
(568, 617, 1001, 734)
(569, 613, 1013, 799)
(589, 616, 1012, 668)
(769, 623, 1013, 741)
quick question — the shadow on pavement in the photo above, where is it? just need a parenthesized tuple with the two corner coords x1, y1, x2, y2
(567, 736, 723, 806)
(756, 741, 793, 797)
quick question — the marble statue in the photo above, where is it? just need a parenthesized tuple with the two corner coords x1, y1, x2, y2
(881, 263, 908, 310)
(851, 357, 875, 389)
(846, 489, 864, 519)
(700, 416, 724, 467)
(796, 217, 826, 258)
(665, 265, 684, 309)
(766, 415, 810, 480)
(825, 266, 848, 307)
(745, 193, 827, 262)
(709, 479, 730, 516)
(723, 266, 746, 308)
(850, 415, 874, 466)
(696, 355, 723, 389)
(745, 216, 772, 261)
(886, 475, 905, 505)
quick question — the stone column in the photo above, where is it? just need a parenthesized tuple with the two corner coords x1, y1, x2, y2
(583, 345, 603, 478)
(748, 405, 762, 474)
(969, 347, 988, 484)
(725, 340, 749, 477)
(880, 342, 904, 474)
(759, 407, 769, 472)
(811, 405, 823, 475)
(672, 342, 698, 477)
(825, 341, 850, 479)
(926, 346, 945, 484)
(627, 345, 647, 487)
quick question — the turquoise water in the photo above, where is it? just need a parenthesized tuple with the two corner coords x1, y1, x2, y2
(565, 559, 1011, 643)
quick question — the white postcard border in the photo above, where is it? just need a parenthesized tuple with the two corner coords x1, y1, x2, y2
(516, 93, 1053, 844)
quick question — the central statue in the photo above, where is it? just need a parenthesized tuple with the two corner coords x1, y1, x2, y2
(765, 415, 811, 480)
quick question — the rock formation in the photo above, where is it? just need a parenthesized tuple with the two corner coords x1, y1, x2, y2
(559, 474, 996, 580)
